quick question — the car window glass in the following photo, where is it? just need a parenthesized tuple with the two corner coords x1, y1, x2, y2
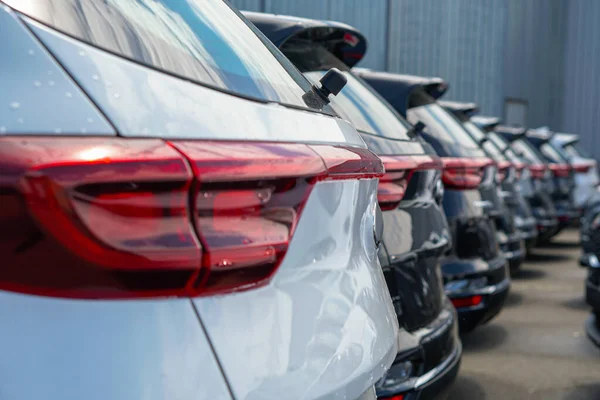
(541, 143, 566, 163)
(407, 104, 479, 149)
(305, 71, 412, 140)
(513, 139, 544, 164)
(463, 121, 504, 160)
(6, 0, 332, 112)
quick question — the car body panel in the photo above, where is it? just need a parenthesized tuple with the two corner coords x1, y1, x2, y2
(0, 7, 114, 135)
(0, 293, 233, 400)
(194, 179, 398, 400)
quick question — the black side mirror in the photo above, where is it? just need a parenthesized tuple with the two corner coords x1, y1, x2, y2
(407, 121, 426, 138)
(314, 68, 347, 104)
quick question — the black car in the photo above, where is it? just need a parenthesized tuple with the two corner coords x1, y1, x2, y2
(440, 101, 526, 273)
(580, 196, 600, 347)
(524, 129, 580, 229)
(473, 117, 539, 253)
(354, 68, 510, 334)
(244, 12, 462, 400)
(494, 125, 560, 243)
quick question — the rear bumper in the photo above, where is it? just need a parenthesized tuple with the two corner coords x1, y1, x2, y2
(377, 301, 461, 399)
(534, 213, 559, 242)
(585, 314, 600, 348)
(516, 218, 538, 250)
(453, 278, 510, 333)
(585, 272, 600, 312)
(499, 233, 525, 273)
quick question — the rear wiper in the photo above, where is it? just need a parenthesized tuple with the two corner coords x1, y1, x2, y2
(407, 121, 426, 138)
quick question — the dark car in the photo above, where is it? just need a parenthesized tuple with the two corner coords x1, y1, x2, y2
(244, 11, 462, 400)
(580, 196, 600, 347)
(440, 101, 527, 273)
(524, 129, 580, 229)
(494, 125, 560, 243)
(354, 68, 510, 334)
(472, 117, 539, 252)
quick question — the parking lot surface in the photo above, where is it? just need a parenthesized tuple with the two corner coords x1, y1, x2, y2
(447, 229, 600, 400)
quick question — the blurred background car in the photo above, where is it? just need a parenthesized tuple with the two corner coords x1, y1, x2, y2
(542, 129, 599, 212)
(473, 117, 539, 254)
(494, 125, 561, 243)
(440, 101, 527, 274)
(580, 196, 600, 348)
(523, 128, 580, 230)
(354, 69, 511, 334)
(244, 11, 462, 400)
(0, 1, 400, 399)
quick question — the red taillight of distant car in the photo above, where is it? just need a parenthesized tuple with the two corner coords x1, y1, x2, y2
(377, 155, 443, 211)
(548, 163, 571, 178)
(529, 163, 547, 180)
(0, 138, 383, 299)
(451, 295, 483, 308)
(441, 157, 493, 189)
(495, 160, 512, 184)
(513, 161, 527, 179)
(573, 160, 596, 173)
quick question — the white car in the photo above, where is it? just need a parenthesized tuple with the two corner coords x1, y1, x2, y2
(0, 1, 398, 399)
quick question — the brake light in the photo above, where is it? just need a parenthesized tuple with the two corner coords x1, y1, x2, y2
(496, 160, 512, 183)
(376, 156, 416, 211)
(548, 163, 570, 178)
(513, 161, 527, 179)
(441, 157, 492, 189)
(529, 164, 547, 180)
(573, 160, 596, 173)
(451, 295, 483, 308)
(0, 138, 383, 298)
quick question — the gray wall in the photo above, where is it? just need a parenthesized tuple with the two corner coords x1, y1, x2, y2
(232, 0, 600, 159)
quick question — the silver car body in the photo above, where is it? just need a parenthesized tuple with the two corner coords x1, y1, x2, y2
(0, 3, 398, 399)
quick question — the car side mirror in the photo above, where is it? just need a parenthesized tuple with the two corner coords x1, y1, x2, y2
(314, 68, 347, 104)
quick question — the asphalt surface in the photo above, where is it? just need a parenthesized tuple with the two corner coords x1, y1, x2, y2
(446, 229, 600, 400)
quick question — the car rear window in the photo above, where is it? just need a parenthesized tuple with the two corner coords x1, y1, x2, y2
(407, 103, 480, 149)
(541, 143, 566, 163)
(6, 0, 330, 112)
(512, 139, 545, 164)
(305, 71, 412, 140)
(462, 121, 504, 161)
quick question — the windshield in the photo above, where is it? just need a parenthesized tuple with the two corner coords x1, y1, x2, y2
(6, 0, 331, 112)
(512, 139, 545, 164)
(407, 103, 480, 149)
(541, 143, 567, 164)
(305, 71, 412, 140)
(463, 121, 505, 161)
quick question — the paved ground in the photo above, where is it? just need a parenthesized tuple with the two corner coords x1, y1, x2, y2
(446, 229, 600, 400)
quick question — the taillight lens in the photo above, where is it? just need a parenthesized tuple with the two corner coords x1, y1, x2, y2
(548, 163, 571, 178)
(451, 295, 483, 308)
(529, 164, 547, 180)
(0, 138, 383, 298)
(495, 160, 512, 184)
(441, 157, 492, 190)
(513, 161, 527, 179)
(377, 156, 416, 211)
(573, 160, 596, 173)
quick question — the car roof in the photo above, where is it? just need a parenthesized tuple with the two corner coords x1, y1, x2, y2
(472, 116, 501, 132)
(242, 11, 367, 67)
(351, 68, 448, 117)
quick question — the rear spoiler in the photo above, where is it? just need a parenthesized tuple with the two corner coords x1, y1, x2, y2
(438, 100, 479, 118)
(472, 116, 501, 133)
(527, 126, 554, 143)
(553, 132, 579, 147)
(352, 68, 449, 117)
(494, 125, 527, 142)
(243, 11, 367, 68)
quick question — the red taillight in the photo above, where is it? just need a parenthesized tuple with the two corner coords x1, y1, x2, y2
(548, 163, 570, 178)
(513, 161, 527, 179)
(496, 160, 512, 183)
(441, 157, 492, 190)
(0, 138, 383, 298)
(451, 295, 483, 308)
(573, 160, 596, 173)
(380, 396, 404, 400)
(377, 156, 417, 211)
(529, 164, 547, 180)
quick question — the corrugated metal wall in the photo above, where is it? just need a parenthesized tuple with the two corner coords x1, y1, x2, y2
(387, 0, 506, 117)
(231, 0, 599, 159)
(503, 0, 567, 130)
(562, 0, 600, 158)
